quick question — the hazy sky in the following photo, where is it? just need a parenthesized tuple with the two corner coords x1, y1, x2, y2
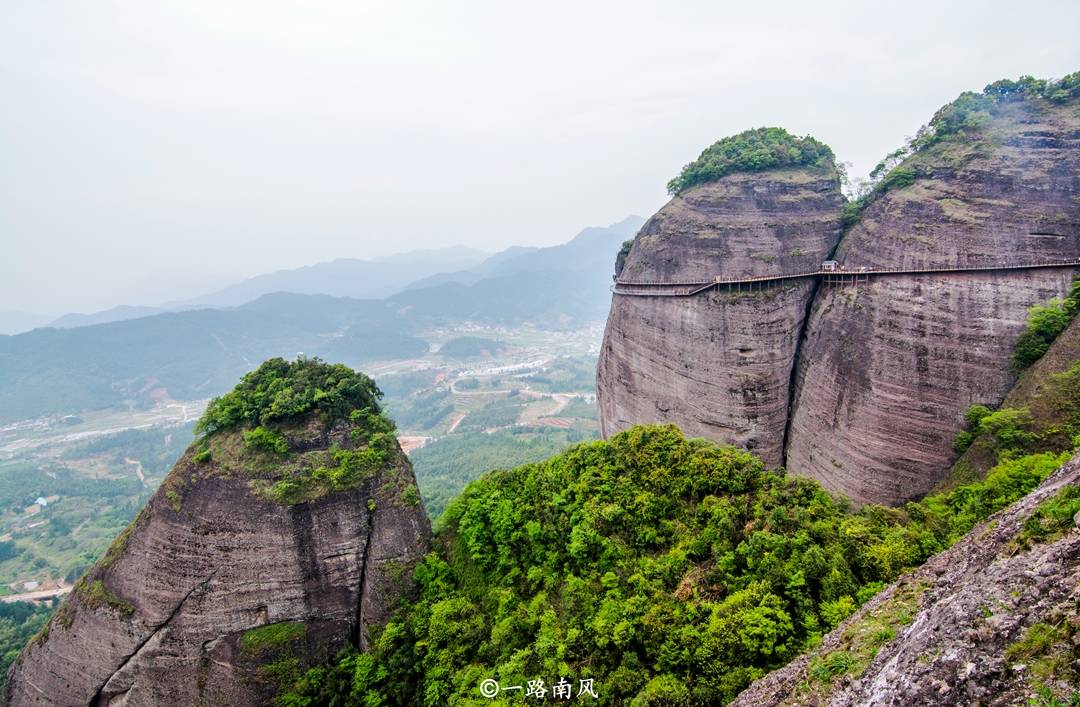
(3, 0, 1080, 314)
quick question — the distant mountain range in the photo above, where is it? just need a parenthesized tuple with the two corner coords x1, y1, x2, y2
(0, 217, 644, 423)
(0, 310, 51, 336)
(389, 215, 644, 324)
(46, 246, 492, 329)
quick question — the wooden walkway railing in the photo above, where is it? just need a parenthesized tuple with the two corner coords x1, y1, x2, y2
(612, 259, 1080, 298)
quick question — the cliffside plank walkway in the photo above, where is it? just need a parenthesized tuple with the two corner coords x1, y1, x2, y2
(612, 258, 1080, 297)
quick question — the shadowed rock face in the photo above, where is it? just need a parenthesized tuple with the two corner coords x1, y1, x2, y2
(4, 420, 431, 706)
(598, 167, 844, 467)
(786, 98, 1080, 504)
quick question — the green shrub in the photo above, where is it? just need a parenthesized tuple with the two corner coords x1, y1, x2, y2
(952, 430, 975, 454)
(979, 407, 1036, 451)
(878, 167, 917, 192)
(263, 441, 393, 505)
(965, 405, 993, 428)
(820, 596, 858, 627)
(1013, 299, 1075, 370)
(954, 404, 1000, 454)
(809, 651, 857, 684)
(1015, 486, 1080, 549)
(243, 426, 289, 456)
(195, 357, 383, 437)
(615, 238, 634, 277)
(667, 127, 834, 195)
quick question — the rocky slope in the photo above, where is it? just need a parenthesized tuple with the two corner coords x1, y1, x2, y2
(787, 90, 1080, 504)
(598, 133, 844, 467)
(4, 360, 431, 706)
(731, 448, 1080, 707)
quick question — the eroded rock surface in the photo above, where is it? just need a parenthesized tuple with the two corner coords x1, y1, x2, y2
(598, 167, 843, 467)
(731, 449, 1080, 707)
(4, 419, 430, 706)
(787, 97, 1080, 503)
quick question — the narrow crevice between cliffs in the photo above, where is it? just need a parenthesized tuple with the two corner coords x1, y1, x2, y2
(779, 228, 843, 468)
(89, 569, 218, 706)
(780, 280, 823, 469)
(350, 508, 376, 650)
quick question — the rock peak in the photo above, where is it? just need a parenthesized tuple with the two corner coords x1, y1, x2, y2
(5, 357, 431, 706)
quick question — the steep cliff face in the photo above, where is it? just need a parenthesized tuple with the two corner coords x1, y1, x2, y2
(731, 449, 1080, 707)
(598, 154, 844, 466)
(599, 81, 1080, 502)
(947, 312, 1080, 486)
(786, 93, 1080, 504)
(4, 360, 431, 706)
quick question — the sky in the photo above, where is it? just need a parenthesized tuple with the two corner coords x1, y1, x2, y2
(3, 0, 1080, 315)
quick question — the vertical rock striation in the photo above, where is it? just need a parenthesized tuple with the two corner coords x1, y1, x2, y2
(786, 94, 1080, 504)
(598, 157, 844, 467)
(4, 360, 431, 706)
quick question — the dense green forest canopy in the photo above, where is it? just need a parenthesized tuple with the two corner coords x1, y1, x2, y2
(410, 426, 597, 521)
(195, 357, 384, 436)
(0, 602, 51, 687)
(667, 127, 834, 195)
(282, 421, 1065, 706)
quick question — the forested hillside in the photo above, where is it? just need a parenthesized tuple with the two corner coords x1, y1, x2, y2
(282, 420, 1067, 705)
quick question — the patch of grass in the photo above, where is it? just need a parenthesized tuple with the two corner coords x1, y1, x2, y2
(240, 408, 400, 506)
(162, 474, 186, 513)
(77, 579, 134, 617)
(1030, 685, 1080, 707)
(241, 621, 306, 656)
(100, 508, 146, 568)
(242, 623, 308, 695)
(797, 580, 928, 701)
(1013, 486, 1080, 551)
(244, 426, 289, 456)
(1005, 615, 1080, 699)
(261, 656, 302, 692)
(402, 484, 421, 507)
(259, 444, 389, 505)
(54, 602, 75, 630)
(808, 651, 856, 683)
(193, 441, 212, 464)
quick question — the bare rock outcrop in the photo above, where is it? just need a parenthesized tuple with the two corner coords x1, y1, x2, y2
(4, 361, 431, 706)
(731, 448, 1080, 707)
(786, 95, 1080, 504)
(598, 162, 843, 467)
